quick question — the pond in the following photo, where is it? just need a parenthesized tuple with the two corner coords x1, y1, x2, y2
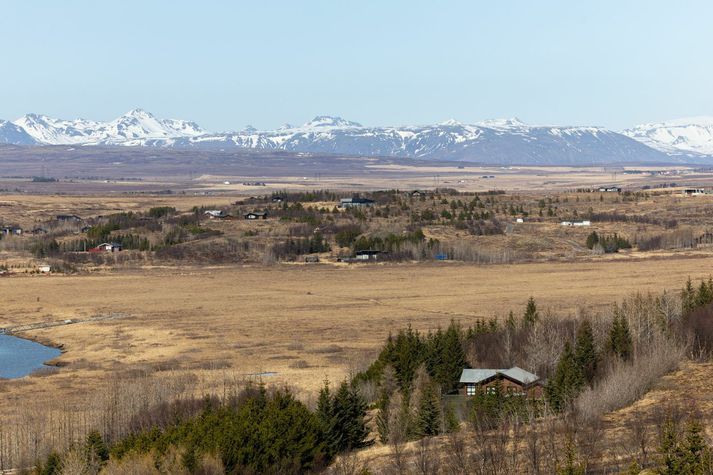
(0, 334, 61, 379)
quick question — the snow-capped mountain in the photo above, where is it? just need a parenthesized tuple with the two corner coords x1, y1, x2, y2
(11, 109, 205, 146)
(153, 116, 670, 165)
(623, 117, 713, 156)
(0, 109, 705, 164)
(0, 120, 36, 145)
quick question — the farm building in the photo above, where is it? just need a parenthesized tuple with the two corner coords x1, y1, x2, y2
(560, 220, 590, 227)
(1, 226, 22, 236)
(271, 196, 285, 203)
(339, 197, 375, 208)
(682, 188, 706, 196)
(355, 250, 382, 261)
(459, 367, 543, 398)
(204, 210, 226, 219)
(244, 211, 268, 220)
(56, 214, 82, 222)
(89, 242, 122, 253)
(598, 186, 621, 193)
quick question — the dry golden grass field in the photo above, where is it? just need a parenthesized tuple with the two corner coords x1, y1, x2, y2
(2, 255, 713, 419)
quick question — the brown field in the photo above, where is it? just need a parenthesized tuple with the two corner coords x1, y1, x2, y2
(3, 162, 713, 470)
(1, 255, 713, 416)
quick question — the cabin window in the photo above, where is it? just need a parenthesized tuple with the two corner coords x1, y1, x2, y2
(466, 384, 476, 396)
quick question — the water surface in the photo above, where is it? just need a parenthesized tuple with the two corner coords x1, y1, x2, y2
(0, 334, 61, 379)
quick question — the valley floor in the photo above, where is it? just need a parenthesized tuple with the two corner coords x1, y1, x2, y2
(1, 255, 712, 416)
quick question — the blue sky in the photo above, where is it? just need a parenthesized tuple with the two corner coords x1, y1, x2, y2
(1, 1, 712, 131)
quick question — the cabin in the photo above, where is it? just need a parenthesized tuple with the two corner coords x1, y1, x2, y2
(1, 226, 22, 236)
(459, 367, 543, 398)
(89, 242, 122, 253)
(561, 220, 590, 227)
(355, 250, 382, 261)
(683, 188, 706, 196)
(204, 210, 226, 219)
(339, 197, 375, 208)
(56, 214, 82, 222)
(244, 211, 268, 220)
(598, 186, 621, 193)
(38, 265, 51, 273)
(305, 255, 320, 263)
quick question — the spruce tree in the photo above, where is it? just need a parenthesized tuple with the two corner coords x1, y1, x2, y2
(682, 277, 696, 317)
(416, 383, 441, 437)
(331, 381, 370, 451)
(574, 320, 598, 384)
(680, 419, 712, 474)
(434, 321, 466, 393)
(316, 379, 337, 454)
(608, 314, 633, 361)
(523, 297, 539, 326)
(546, 342, 584, 412)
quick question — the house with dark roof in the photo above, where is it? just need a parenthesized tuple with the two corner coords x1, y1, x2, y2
(56, 214, 83, 222)
(1, 226, 22, 236)
(244, 211, 268, 220)
(339, 197, 375, 208)
(459, 366, 543, 398)
(89, 242, 123, 253)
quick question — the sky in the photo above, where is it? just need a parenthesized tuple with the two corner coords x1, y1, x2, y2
(1, 1, 712, 131)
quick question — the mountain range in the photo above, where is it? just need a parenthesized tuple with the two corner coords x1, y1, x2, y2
(2, 108, 713, 165)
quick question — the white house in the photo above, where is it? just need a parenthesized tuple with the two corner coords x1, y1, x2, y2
(204, 210, 226, 219)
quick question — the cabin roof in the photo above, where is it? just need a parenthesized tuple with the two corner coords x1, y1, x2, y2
(459, 366, 539, 385)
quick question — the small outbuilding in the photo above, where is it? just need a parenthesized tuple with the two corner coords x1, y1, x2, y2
(204, 210, 227, 219)
(1, 226, 22, 236)
(244, 211, 268, 220)
(56, 214, 83, 222)
(339, 197, 375, 208)
(355, 250, 382, 261)
(89, 242, 123, 253)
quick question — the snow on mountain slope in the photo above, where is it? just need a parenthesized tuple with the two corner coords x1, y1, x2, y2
(155, 116, 670, 165)
(623, 117, 713, 155)
(0, 120, 37, 145)
(12, 109, 205, 145)
(3, 109, 695, 164)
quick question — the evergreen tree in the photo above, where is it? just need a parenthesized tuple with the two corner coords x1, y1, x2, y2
(434, 321, 466, 393)
(523, 297, 539, 326)
(331, 381, 370, 451)
(39, 451, 62, 475)
(316, 380, 337, 454)
(683, 277, 696, 317)
(574, 320, 598, 384)
(679, 419, 712, 474)
(585, 231, 599, 250)
(546, 342, 584, 412)
(416, 383, 441, 437)
(84, 430, 109, 465)
(608, 314, 633, 361)
(557, 433, 585, 475)
(506, 310, 517, 330)
(443, 401, 460, 434)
